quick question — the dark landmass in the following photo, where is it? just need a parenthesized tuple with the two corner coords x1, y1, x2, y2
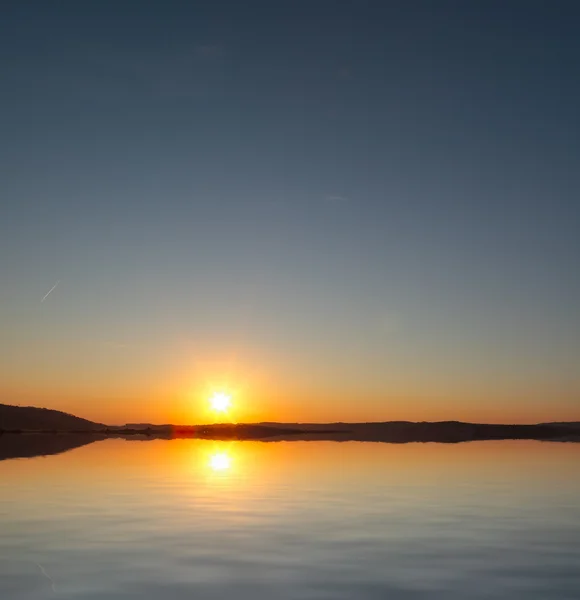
(0, 433, 101, 461)
(124, 423, 173, 430)
(0, 403, 104, 432)
(187, 421, 580, 443)
(1, 403, 579, 445)
(188, 424, 338, 439)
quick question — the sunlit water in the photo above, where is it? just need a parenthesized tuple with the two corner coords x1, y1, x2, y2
(1, 438, 579, 599)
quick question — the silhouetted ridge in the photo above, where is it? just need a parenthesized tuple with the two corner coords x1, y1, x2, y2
(0, 404, 103, 431)
(1, 403, 579, 443)
(190, 424, 323, 439)
(252, 420, 580, 442)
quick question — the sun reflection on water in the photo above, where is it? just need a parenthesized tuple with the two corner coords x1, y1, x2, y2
(209, 451, 231, 472)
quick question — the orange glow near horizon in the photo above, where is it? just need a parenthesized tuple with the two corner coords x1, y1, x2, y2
(1, 339, 578, 426)
(1, 378, 579, 426)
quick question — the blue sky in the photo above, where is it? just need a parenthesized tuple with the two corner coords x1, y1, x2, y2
(1, 1, 579, 423)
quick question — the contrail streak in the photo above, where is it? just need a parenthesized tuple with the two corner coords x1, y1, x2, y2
(35, 562, 57, 593)
(41, 280, 60, 303)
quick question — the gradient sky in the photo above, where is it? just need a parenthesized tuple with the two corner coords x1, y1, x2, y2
(1, 1, 579, 425)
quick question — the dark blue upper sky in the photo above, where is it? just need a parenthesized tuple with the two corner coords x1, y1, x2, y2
(1, 1, 579, 422)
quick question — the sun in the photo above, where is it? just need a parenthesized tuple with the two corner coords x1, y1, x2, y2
(209, 391, 232, 413)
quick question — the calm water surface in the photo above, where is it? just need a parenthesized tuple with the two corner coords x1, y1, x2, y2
(1, 438, 579, 599)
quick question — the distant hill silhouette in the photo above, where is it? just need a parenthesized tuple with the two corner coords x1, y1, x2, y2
(1, 402, 579, 443)
(133, 421, 580, 443)
(199, 420, 580, 443)
(189, 424, 326, 439)
(0, 403, 103, 432)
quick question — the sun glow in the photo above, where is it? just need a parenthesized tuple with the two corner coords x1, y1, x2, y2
(209, 391, 232, 414)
